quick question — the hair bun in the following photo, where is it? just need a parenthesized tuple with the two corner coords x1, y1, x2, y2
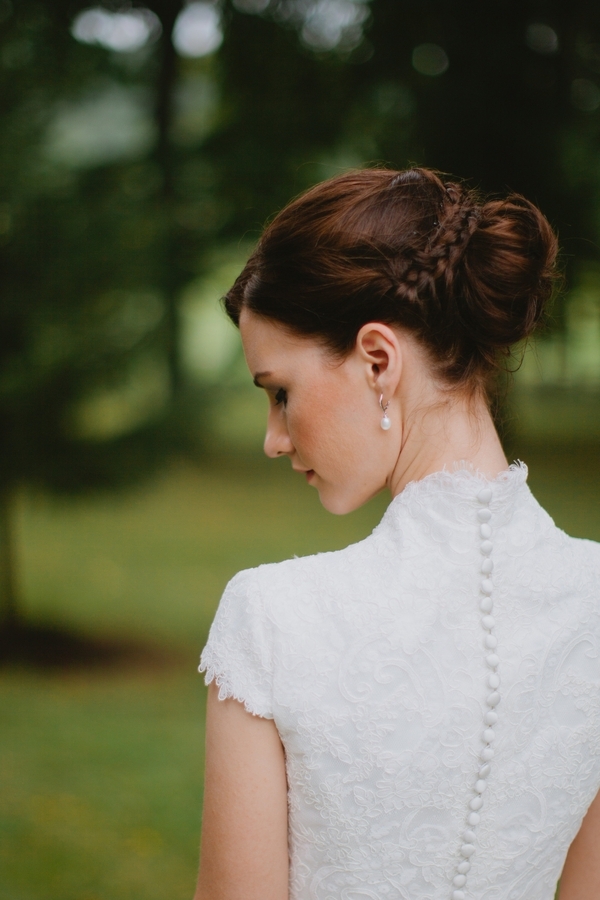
(225, 166, 559, 390)
(455, 195, 558, 350)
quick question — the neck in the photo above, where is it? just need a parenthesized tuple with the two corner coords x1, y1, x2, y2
(388, 391, 509, 498)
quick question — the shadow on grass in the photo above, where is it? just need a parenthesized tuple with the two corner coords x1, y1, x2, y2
(0, 620, 184, 670)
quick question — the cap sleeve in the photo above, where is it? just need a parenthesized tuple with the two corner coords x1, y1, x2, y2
(198, 568, 273, 719)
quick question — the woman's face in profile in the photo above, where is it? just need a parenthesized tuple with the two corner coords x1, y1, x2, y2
(239, 309, 395, 514)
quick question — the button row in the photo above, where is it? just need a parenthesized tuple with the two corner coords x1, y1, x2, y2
(450, 486, 500, 900)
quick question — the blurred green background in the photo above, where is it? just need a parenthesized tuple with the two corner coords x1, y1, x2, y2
(1, 1, 600, 897)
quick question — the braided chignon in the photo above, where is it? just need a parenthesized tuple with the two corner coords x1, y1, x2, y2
(225, 166, 559, 389)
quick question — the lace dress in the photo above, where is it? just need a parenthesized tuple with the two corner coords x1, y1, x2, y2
(199, 463, 600, 900)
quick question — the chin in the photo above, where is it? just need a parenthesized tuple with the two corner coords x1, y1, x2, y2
(318, 487, 368, 516)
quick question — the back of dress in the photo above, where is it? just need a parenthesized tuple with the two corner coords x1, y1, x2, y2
(200, 464, 600, 900)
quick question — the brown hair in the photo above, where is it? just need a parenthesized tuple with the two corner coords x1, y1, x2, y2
(224, 167, 558, 389)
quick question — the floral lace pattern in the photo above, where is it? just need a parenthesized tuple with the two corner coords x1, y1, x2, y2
(200, 463, 600, 900)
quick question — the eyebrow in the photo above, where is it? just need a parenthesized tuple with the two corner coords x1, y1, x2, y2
(252, 371, 273, 387)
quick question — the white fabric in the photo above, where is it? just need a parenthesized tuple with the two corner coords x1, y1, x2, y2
(200, 463, 600, 900)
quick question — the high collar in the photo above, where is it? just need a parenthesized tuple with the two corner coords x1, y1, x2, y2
(376, 462, 530, 553)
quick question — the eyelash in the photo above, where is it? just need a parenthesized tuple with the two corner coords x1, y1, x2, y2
(274, 388, 288, 407)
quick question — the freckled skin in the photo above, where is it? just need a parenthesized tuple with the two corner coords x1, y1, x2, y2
(239, 310, 509, 515)
(240, 312, 397, 514)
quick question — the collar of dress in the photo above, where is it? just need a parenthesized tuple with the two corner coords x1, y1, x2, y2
(379, 461, 530, 537)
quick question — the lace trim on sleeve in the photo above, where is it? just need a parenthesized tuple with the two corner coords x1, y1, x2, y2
(199, 569, 274, 719)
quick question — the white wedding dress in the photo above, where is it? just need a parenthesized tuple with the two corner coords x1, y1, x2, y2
(200, 463, 600, 900)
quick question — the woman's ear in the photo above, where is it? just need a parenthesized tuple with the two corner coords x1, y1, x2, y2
(355, 323, 403, 396)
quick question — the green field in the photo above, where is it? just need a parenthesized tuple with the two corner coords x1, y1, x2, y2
(1, 446, 599, 900)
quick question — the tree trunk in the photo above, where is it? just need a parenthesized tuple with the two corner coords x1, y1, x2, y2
(0, 485, 18, 627)
(154, 1, 185, 396)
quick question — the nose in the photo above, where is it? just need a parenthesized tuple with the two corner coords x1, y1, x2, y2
(263, 405, 294, 458)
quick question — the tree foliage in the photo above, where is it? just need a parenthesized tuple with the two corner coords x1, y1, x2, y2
(1, 0, 600, 628)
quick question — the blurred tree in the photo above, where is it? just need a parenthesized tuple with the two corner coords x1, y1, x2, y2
(0, 0, 189, 631)
(2, 0, 600, 639)
(211, 0, 600, 273)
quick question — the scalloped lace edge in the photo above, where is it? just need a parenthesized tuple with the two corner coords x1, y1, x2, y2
(200, 661, 273, 719)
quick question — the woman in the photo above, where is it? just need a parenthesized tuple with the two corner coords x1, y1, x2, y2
(196, 168, 600, 900)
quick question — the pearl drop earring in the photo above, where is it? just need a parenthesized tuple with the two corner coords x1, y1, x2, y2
(379, 394, 391, 430)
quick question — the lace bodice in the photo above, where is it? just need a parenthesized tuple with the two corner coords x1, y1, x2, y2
(200, 464, 600, 900)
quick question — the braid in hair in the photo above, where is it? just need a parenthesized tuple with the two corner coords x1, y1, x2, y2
(390, 174, 482, 320)
(225, 165, 559, 390)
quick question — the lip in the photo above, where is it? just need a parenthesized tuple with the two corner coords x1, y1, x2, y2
(292, 466, 315, 481)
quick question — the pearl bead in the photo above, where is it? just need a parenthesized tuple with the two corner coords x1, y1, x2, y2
(480, 596, 493, 613)
(482, 615, 495, 630)
(380, 415, 391, 430)
(485, 634, 498, 649)
(458, 859, 471, 873)
(475, 779, 487, 794)
(477, 487, 493, 503)
(477, 508, 491, 522)
(452, 891, 466, 900)
(487, 691, 501, 708)
(461, 843, 476, 857)
(481, 541, 493, 556)
(483, 727, 495, 742)
(488, 673, 500, 689)
(480, 523, 492, 539)
(481, 577, 493, 593)
(467, 813, 480, 827)
(479, 763, 491, 778)
(481, 747, 494, 761)
(486, 654, 499, 669)
(481, 557, 494, 574)
(469, 796, 483, 811)
(463, 829, 476, 842)
(484, 710, 498, 726)
(453, 874, 467, 887)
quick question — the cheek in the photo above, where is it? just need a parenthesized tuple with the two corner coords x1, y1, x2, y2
(289, 385, 373, 471)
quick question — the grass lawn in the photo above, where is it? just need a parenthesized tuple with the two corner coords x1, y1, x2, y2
(1, 445, 599, 899)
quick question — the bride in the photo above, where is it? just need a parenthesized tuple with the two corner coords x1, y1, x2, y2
(195, 168, 600, 899)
